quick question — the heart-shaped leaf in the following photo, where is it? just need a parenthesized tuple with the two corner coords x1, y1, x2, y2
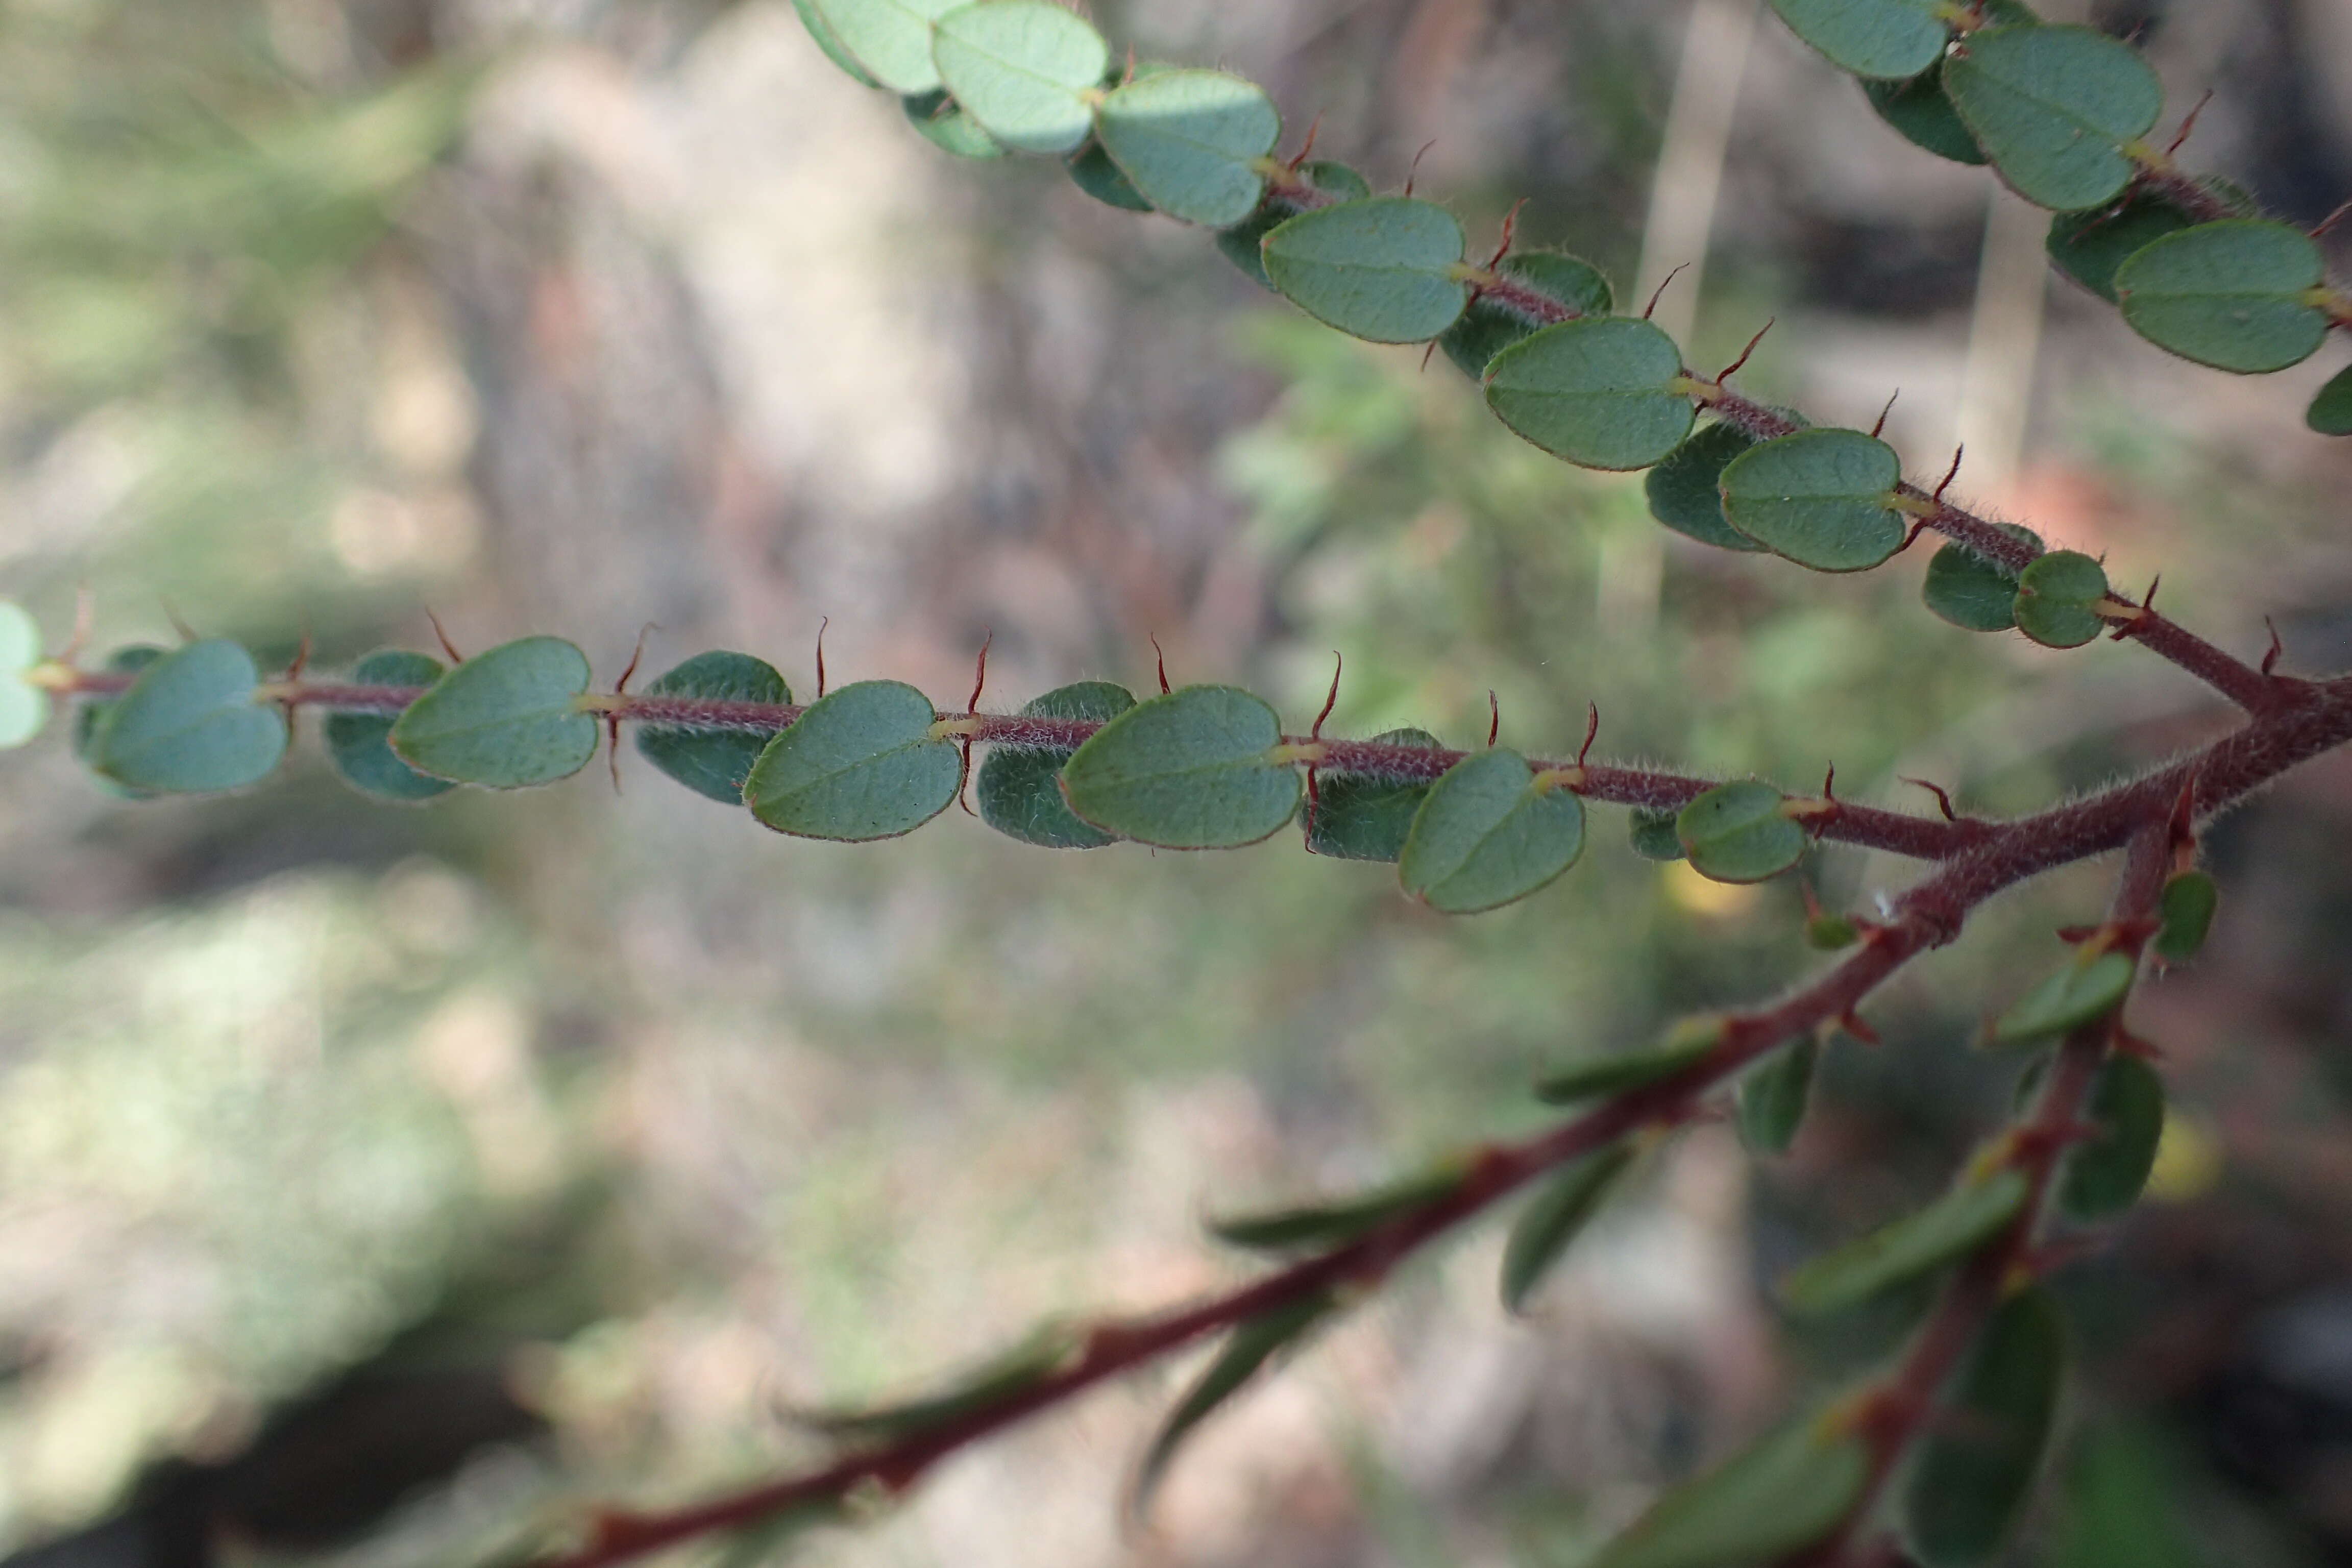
(1439, 250, 1613, 378)
(1678, 780, 1807, 884)
(1209, 1162, 1466, 1252)
(2310, 363, 2352, 436)
(325, 650, 456, 802)
(1718, 427, 1906, 572)
(1484, 316, 1696, 471)
(2057, 1052, 2164, 1221)
(2012, 548, 2109, 648)
(1501, 1145, 1633, 1312)
(1068, 139, 1153, 209)
(902, 90, 1005, 158)
(1306, 726, 1442, 862)
(1628, 806, 1687, 862)
(807, 0, 965, 94)
(1923, 525, 2041, 631)
(1060, 684, 1301, 848)
(932, 2, 1108, 155)
(1945, 26, 2162, 212)
(1135, 1295, 1332, 1513)
(1780, 1168, 2030, 1315)
(975, 680, 1136, 848)
(1093, 69, 1279, 227)
(1864, 62, 1988, 164)
(1902, 1286, 2066, 1568)
(89, 639, 289, 795)
(0, 601, 47, 748)
(1398, 747, 1585, 912)
(1993, 948, 2136, 1045)
(744, 679, 962, 840)
(1646, 423, 1770, 552)
(1215, 160, 1369, 286)
(1738, 1035, 1819, 1156)
(2047, 194, 2195, 303)
(2153, 870, 2217, 962)
(2114, 219, 2331, 373)
(1261, 197, 1472, 344)
(634, 650, 792, 804)
(1587, 1412, 1872, 1568)
(1772, 0, 1951, 80)
(390, 636, 600, 788)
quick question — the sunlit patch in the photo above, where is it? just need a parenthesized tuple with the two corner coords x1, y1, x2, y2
(1663, 859, 1763, 918)
(2144, 1110, 2223, 1202)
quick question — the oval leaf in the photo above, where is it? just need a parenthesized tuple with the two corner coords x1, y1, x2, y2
(1209, 1162, 1466, 1253)
(1587, 1412, 1872, 1568)
(0, 601, 46, 749)
(1863, 63, 1989, 165)
(1060, 684, 1301, 849)
(1261, 197, 1472, 344)
(1135, 1295, 1332, 1513)
(389, 636, 599, 789)
(1923, 524, 2041, 631)
(2059, 1052, 2164, 1221)
(2153, 869, 2217, 962)
(1718, 427, 1905, 572)
(1677, 780, 1807, 884)
(1215, 160, 1369, 286)
(2310, 362, 2352, 436)
(2012, 548, 2109, 648)
(634, 650, 792, 804)
(1068, 139, 1153, 210)
(90, 639, 288, 795)
(744, 679, 962, 841)
(1944, 26, 2162, 212)
(1439, 250, 1613, 378)
(1484, 316, 1696, 471)
(1501, 1145, 1633, 1312)
(807, 0, 964, 94)
(1902, 1287, 2066, 1567)
(1397, 747, 1586, 913)
(792, 0, 885, 87)
(902, 89, 1005, 158)
(1646, 423, 1769, 552)
(74, 647, 165, 798)
(1629, 806, 1687, 862)
(1772, 0, 1951, 79)
(2047, 193, 2195, 303)
(1093, 69, 1279, 227)
(1993, 948, 2136, 1045)
(1780, 1168, 2030, 1315)
(1306, 726, 1443, 862)
(1738, 1035, 1820, 1157)
(326, 650, 456, 802)
(975, 680, 1136, 848)
(2114, 219, 2330, 373)
(931, 2, 1108, 155)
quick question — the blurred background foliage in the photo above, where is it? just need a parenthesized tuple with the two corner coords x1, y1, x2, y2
(1, 0, 2351, 1564)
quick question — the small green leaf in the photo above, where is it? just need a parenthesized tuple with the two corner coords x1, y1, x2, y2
(1772, 0, 1951, 80)
(2153, 870, 2217, 962)
(1944, 26, 2162, 212)
(1260, 197, 1472, 344)
(1645, 423, 1769, 552)
(792, 0, 885, 87)
(1060, 684, 1301, 849)
(1484, 316, 1697, 471)
(1397, 747, 1586, 913)
(1586, 1412, 1872, 1568)
(1993, 948, 2137, 1045)
(975, 680, 1136, 848)
(1738, 1035, 1819, 1156)
(2114, 219, 2331, 373)
(1535, 1018, 1721, 1105)
(1439, 250, 1613, 378)
(744, 679, 962, 841)
(1093, 69, 1279, 227)
(0, 601, 47, 748)
(389, 636, 600, 789)
(902, 90, 1006, 158)
(1209, 1162, 1466, 1253)
(89, 640, 288, 795)
(1306, 727, 1442, 862)
(1923, 524, 2041, 632)
(931, 2, 1108, 155)
(1863, 63, 1989, 165)
(1717, 427, 1906, 572)
(2047, 194, 2194, 303)
(634, 651, 791, 805)
(2012, 548, 2109, 648)
(1135, 1295, 1332, 1512)
(1902, 1287, 2066, 1567)
(74, 646, 165, 798)
(1807, 914, 1860, 950)
(1781, 1168, 2030, 1315)
(325, 651, 456, 803)
(800, 1322, 1082, 1444)
(2057, 1053, 2164, 1221)
(1067, 139, 1153, 209)
(807, 0, 964, 94)
(1629, 806, 1687, 862)
(1677, 780, 1807, 884)
(1501, 1145, 1633, 1312)
(1214, 161, 1369, 286)
(2310, 363, 2352, 436)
